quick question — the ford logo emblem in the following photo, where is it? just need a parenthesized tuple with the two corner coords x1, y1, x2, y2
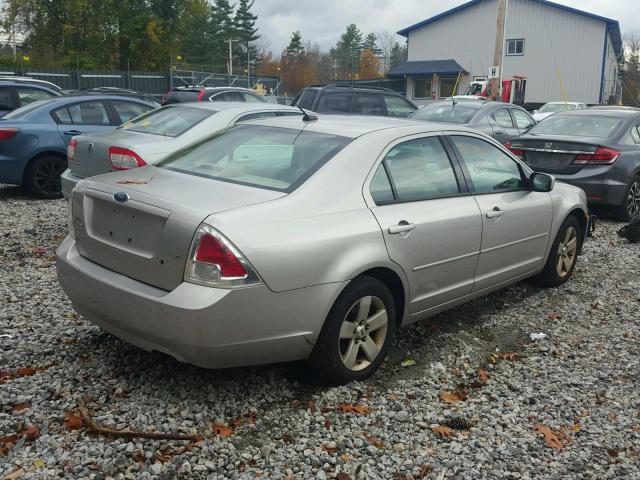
(114, 192, 129, 203)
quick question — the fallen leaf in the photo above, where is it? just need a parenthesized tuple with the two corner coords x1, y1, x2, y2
(478, 370, 490, 383)
(2, 467, 25, 480)
(571, 423, 581, 432)
(497, 352, 518, 360)
(307, 400, 317, 412)
(401, 359, 416, 367)
(336, 473, 352, 480)
(24, 425, 40, 441)
(211, 423, 233, 437)
(321, 444, 340, 452)
(64, 411, 83, 430)
(533, 424, 564, 451)
(338, 403, 372, 415)
(547, 312, 561, 320)
(439, 389, 467, 404)
(607, 449, 619, 458)
(63, 338, 79, 345)
(608, 412, 618, 422)
(388, 394, 400, 401)
(12, 403, 30, 412)
(366, 435, 384, 448)
(290, 399, 301, 408)
(419, 464, 433, 476)
(324, 419, 332, 429)
(33, 458, 45, 469)
(431, 426, 454, 438)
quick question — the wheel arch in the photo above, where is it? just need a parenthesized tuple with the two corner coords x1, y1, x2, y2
(22, 149, 67, 185)
(351, 265, 408, 329)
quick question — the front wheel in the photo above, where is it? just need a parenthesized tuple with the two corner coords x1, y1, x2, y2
(308, 276, 396, 384)
(533, 215, 581, 288)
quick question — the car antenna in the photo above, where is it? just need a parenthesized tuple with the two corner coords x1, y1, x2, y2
(297, 105, 318, 121)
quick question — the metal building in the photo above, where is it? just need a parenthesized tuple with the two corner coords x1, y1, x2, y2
(389, 0, 623, 105)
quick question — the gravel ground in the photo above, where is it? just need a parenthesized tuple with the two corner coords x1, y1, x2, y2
(1, 183, 639, 480)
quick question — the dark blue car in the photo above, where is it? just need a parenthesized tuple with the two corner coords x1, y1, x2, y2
(0, 94, 156, 198)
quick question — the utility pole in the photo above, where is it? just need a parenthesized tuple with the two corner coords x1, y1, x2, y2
(227, 39, 237, 85)
(491, 0, 507, 101)
(247, 42, 250, 88)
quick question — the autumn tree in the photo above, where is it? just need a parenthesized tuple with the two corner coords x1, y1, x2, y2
(623, 31, 640, 106)
(281, 31, 317, 95)
(256, 51, 280, 77)
(359, 49, 381, 79)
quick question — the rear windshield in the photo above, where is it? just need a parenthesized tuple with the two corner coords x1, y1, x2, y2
(539, 103, 577, 113)
(1, 100, 49, 119)
(119, 106, 213, 137)
(159, 124, 351, 192)
(410, 104, 477, 124)
(165, 89, 200, 103)
(528, 114, 622, 138)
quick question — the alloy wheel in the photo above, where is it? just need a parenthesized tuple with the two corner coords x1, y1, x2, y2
(33, 158, 65, 197)
(338, 296, 388, 371)
(556, 226, 578, 278)
(627, 181, 640, 218)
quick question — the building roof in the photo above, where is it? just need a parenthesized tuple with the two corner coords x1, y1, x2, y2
(397, 0, 622, 58)
(387, 60, 469, 78)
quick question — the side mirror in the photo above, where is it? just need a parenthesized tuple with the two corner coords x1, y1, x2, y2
(530, 172, 555, 192)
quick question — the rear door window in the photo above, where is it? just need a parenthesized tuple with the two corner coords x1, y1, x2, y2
(110, 101, 153, 123)
(53, 101, 110, 125)
(323, 92, 353, 113)
(296, 89, 318, 109)
(120, 106, 213, 137)
(384, 95, 416, 117)
(353, 93, 384, 115)
(492, 108, 514, 128)
(16, 87, 55, 106)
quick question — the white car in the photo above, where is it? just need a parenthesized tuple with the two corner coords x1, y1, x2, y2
(61, 102, 303, 199)
(532, 102, 587, 122)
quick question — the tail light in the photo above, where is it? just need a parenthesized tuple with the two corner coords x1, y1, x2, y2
(573, 147, 620, 165)
(67, 138, 78, 162)
(505, 142, 524, 159)
(197, 89, 206, 101)
(184, 224, 261, 288)
(0, 128, 19, 140)
(108, 146, 146, 170)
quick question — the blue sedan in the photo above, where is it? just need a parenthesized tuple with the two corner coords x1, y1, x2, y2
(0, 94, 156, 198)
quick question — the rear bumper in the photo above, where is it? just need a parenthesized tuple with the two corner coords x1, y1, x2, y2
(56, 237, 344, 369)
(0, 154, 25, 185)
(61, 169, 81, 200)
(553, 166, 628, 207)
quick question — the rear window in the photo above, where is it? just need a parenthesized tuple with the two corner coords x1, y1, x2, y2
(119, 106, 214, 137)
(165, 89, 200, 103)
(410, 104, 477, 124)
(528, 114, 623, 138)
(159, 124, 351, 192)
(2, 99, 49, 119)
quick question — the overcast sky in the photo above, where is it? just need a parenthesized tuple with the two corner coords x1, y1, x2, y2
(253, 0, 639, 53)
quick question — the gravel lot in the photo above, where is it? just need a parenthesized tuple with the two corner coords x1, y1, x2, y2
(1, 183, 639, 480)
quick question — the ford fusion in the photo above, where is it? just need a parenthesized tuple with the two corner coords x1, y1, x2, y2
(57, 115, 589, 383)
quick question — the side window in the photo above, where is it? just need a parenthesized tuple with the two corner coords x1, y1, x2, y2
(506, 39, 525, 56)
(323, 92, 352, 113)
(369, 165, 394, 204)
(512, 109, 535, 130)
(384, 95, 415, 118)
(0, 88, 14, 110)
(630, 124, 640, 145)
(111, 101, 152, 124)
(52, 107, 72, 124)
(242, 92, 263, 103)
(493, 109, 514, 128)
(352, 93, 384, 115)
(296, 89, 318, 109)
(451, 135, 525, 193)
(16, 87, 55, 106)
(67, 101, 110, 125)
(383, 137, 460, 202)
(236, 111, 277, 122)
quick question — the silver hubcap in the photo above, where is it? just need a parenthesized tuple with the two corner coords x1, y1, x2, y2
(627, 181, 640, 217)
(338, 296, 388, 371)
(556, 226, 578, 278)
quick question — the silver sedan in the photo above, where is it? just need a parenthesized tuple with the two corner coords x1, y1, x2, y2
(56, 115, 589, 383)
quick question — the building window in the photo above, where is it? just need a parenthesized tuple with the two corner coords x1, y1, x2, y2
(413, 78, 432, 99)
(506, 39, 525, 56)
(439, 78, 457, 98)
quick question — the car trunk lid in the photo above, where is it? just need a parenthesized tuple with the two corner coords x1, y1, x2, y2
(510, 136, 601, 174)
(71, 166, 285, 291)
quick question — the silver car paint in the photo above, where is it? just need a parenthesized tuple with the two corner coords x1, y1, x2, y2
(57, 116, 587, 368)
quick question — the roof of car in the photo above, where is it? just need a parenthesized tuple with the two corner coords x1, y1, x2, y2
(33, 94, 158, 108)
(243, 113, 479, 138)
(544, 101, 583, 105)
(165, 101, 298, 113)
(303, 84, 400, 94)
(556, 109, 640, 117)
(0, 77, 62, 91)
(171, 86, 259, 92)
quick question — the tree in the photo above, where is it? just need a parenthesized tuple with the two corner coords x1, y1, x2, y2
(623, 31, 640, 106)
(286, 31, 305, 56)
(362, 33, 381, 55)
(257, 51, 280, 77)
(234, 0, 259, 72)
(359, 49, 381, 79)
(330, 24, 363, 78)
(281, 31, 317, 95)
(390, 41, 407, 70)
(377, 31, 398, 72)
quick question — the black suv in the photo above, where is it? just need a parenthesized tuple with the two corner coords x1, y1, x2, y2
(162, 86, 266, 105)
(293, 85, 417, 117)
(0, 77, 63, 116)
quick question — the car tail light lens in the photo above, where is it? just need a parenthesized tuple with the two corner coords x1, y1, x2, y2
(0, 128, 19, 140)
(67, 138, 78, 162)
(197, 89, 206, 101)
(573, 147, 620, 165)
(108, 146, 147, 170)
(184, 224, 261, 288)
(505, 142, 524, 159)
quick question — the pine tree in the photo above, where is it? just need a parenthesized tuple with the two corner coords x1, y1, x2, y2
(234, 0, 259, 72)
(330, 24, 363, 78)
(286, 31, 305, 56)
(362, 33, 381, 55)
(389, 41, 406, 69)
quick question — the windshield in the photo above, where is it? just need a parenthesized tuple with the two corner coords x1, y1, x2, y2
(410, 104, 477, 124)
(1, 100, 49, 119)
(539, 103, 577, 113)
(159, 124, 351, 192)
(528, 114, 622, 138)
(120, 106, 214, 137)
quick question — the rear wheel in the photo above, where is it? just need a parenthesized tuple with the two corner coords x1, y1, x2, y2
(25, 155, 66, 199)
(533, 215, 581, 288)
(309, 276, 396, 384)
(613, 176, 640, 222)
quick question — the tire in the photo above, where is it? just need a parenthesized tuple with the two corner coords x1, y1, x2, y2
(308, 276, 396, 385)
(24, 155, 66, 199)
(613, 176, 640, 222)
(533, 215, 581, 288)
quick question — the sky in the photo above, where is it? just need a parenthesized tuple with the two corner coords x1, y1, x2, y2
(253, 0, 639, 53)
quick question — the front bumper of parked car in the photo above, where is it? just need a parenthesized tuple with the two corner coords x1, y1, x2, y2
(56, 236, 343, 369)
(61, 168, 82, 201)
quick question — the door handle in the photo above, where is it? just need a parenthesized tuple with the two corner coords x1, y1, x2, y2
(388, 222, 416, 234)
(486, 207, 505, 219)
(63, 130, 83, 135)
